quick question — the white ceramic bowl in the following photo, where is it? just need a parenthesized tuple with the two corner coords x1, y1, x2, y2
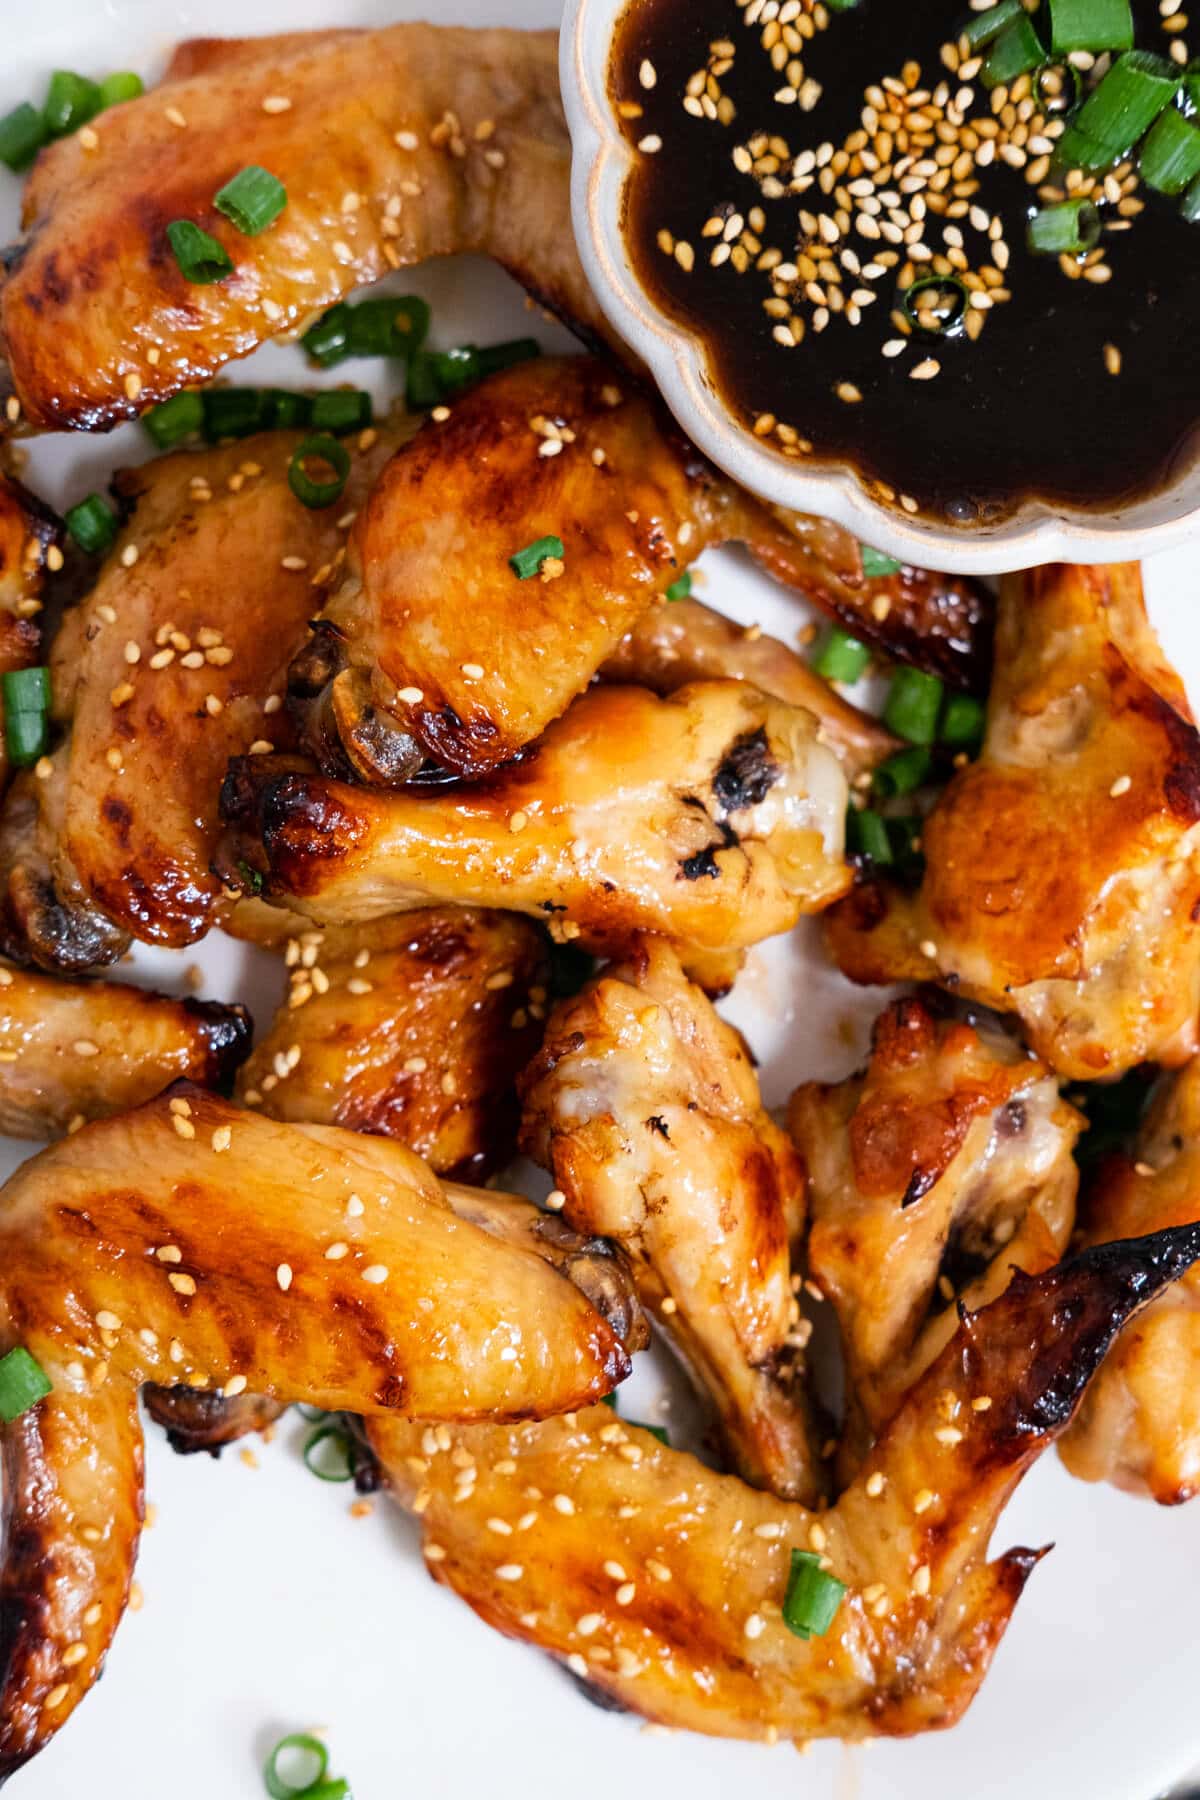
(560, 0, 1200, 574)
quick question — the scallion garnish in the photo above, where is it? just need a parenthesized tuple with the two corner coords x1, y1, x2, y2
(2, 667, 51, 769)
(43, 70, 101, 138)
(782, 1548, 846, 1641)
(309, 389, 372, 435)
(64, 493, 117, 555)
(263, 1732, 348, 1800)
(303, 1422, 357, 1482)
(981, 14, 1046, 89)
(1183, 170, 1200, 220)
(97, 71, 144, 109)
(509, 535, 565, 580)
(262, 389, 314, 430)
(883, 667, 944, 746)
(940, 691, 987, 747)
(0, 103, 47, 172)
(405, 338, 539, 407)
(235, 857, 265, 897)
(213, 164, 287, 236)
(887, 814, 925, 878)
(142, 389, 205, 449)
(665, 571, 692, 600)
(1140, 104, 1200, 193)
(166, 219, 234, 284)
(813, 625, 870, 684)
(301, 296, 431, 367)
(204, 387, 269, 441)
(1048, 0, 1133, 54)
(1034, 60, 1083, 113)
(1027, 197, 1101, 255)
(0, 1346, 52, 1422)
(1057, 50, 1181, 166)
(860, 545, 903, 577)
(287, 435, 350, 510)
(406, 351, 442, 411)
(902, 273, 969, 336)
(847, 806, 894, 865)
(959, 0, 1023, 51)
(873, 746, 932, 798)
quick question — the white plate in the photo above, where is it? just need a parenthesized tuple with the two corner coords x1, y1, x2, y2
(3, 5, 1199, 1799)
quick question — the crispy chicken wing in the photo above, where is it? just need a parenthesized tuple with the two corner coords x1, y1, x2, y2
(0, 961, 248, 1138)
(1061, 1059, 1200, 1502)
(0, 429, 398, 969)
(217, 681, 850, 961)
(790, 998, 1081, 1474)
(520, 934, 818, 1502)
(0, 26, 609, 434)
(369, 1226, 1200, 1741)
(0, 1088, 645, 1775)
(826, 564, 1200, 1080)
(236, 908, 547, 1180)
(0, 475, 58, 797)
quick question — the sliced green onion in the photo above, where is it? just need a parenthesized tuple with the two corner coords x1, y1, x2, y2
(166, 219, 233, 285)
(959, 0, 1023, 50)
(0, 103, 47, 171)
(1060, 50, 1181, 164)
(142, 389, 205, 449)
(1186, 63, 1200, 114)
(301, 305, 353, 368)
(860, 545, 902, 578)
(1183, 170, 1200, 219)
(1027, 197, 1101, 255)
(1140, 104, 1200, 192)
(873, 746, 932, 798)
(902, 273, 969, 335)
(309, 389, 372, 435)
(1034, 60, 1083, 112)
(981, 15, 1046, 89)
(203, 387, 267, 441)
(214, 164, 287, 236)
(476, 337, 541, 379)
(296, 1403, 327, 1424)
(887, 814, 925, 878)
(848, 806, 893, 865)
(509, 534, 565, 580)
(883, 668, 944, 746)
(432, 345, 481, 394)
(263, 1733, 329, 1800)
(235, 857, 265, 896)
(941, 691, 987, 747)
(0, 1346, 52, 1422)
(98, 71, 144, 109)
(1054, 122, 1122, 167)
(1049, 0, 1133, 53)
(823, 0, 862, 10)
(302, 296, 431, 367)
(287, 435, 350, 510)
(64, 493, 117, 555)
(814, 626, 870, 684)
(3, 667, 50, 713)
(406, 350, 442, 410)
(43, 70, 101, 138)
(262, 389, 314, 430)
(665, 571, 692, 601)
(4, 667, 51, 769)
(303, 1424, 356, 1482)
(782, 1548, 846, 1641)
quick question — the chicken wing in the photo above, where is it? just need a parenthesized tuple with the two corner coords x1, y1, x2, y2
(790, 997, 1081, 1474)
(216, 682, 850, 963)
(0, 1087, 645, 1775)
(368, 1225, 1200, 1742)
(826, 564, 1200, 1080)
(0, 428, 398, 969)
(236, 908, 547, 1180)
(1060, 1059, 1200, 1503)
(520, 934, 818, 1502)
(0, 961, 248, 1138)
(0, 475, 58, 797)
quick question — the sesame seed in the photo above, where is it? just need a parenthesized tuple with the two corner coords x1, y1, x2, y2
(913, 1487, 936, 1513)
(461, 662, 485, 679)
(496, 1564, 524, 1581)
(172, 1114, 195, 1140)
(224, 1375, 248, 1398)
(576, 1612, 603, 1636)
(1109, 774, 1131, 797)
(1104, 342, 1122, 376)
(545, 1189, 567, 1212)
(744, 1612, 766, 1639)
(95, 1310, 121, 1332)
(165, 106, 187, 128)
(156, 1245, 182, 1263)
(120, 544, 139, 568)
(836, 381, 862, 403)
(910, 358, 941, 380)
(362, 1264, 389, 1284)
(919, 939, 939, 959)
(934, 1425, 963, 1445)
(912, 1564, 932, 1596)
(277, 1264, 293, 1292)
(431, 406, 451, 423)
(639, 58, 658, 88)
(397, 686, 424, 705)
(638, 134, 663, 153)
(168, 1273, 196, 1296)
(866, 1471, 886, 1497)
(262, 95, 292, 113)
(44, 1685, 70, 1710)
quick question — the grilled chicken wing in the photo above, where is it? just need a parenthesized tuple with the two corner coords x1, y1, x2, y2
(369, 1226, 1200, 1741)
(1061, 1060, 1200, 1503)
(0, 26, 609, 434)
(0, 429, 398, 969)
(0, 475, 58, 796)
(0, 1088, 645, 1775)
(520, 934, 819, 1503)
(790, 997, 1081, 1475)
(236, 908, 547, 1180)
(217, 681, 850, 961)
(826, 564, 1200, 1080)
(0, 961, 247, 1138)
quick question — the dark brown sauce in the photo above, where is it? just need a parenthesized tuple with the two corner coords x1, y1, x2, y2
(612, 0, 1200, 525)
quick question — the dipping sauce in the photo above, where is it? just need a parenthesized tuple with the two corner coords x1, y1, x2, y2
(611, 0, 1200, 525)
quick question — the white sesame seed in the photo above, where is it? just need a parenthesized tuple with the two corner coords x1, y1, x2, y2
(496, 1564, 524, 1582)
(1110, 774, 1131, 797)
(744, 1612, 766, 1639)
(262, 95, 292, 113)
(362, 1264, 389, 1284)
(277, 1263, 293, 1292)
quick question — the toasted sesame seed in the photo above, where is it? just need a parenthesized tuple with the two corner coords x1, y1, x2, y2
(262, 95, 292, 113)
(172, 1113, 195, 1140)
(912, 1564, 932, 1596)
(919, 939, 939, 959)
(397, 686, 424, 706)
(934, 1425, 963, 1445)
(168, 1272, 196, 1296)
(866, 1471, 886, 1497)
(277, 1264, 293, 1292)
(223, 1374, 248, 1398)
(44, 1684, 70, 1710)
(576, 1612, 603, 1636)
(638, 134, 663, 153)
(1110, 774, 1131, 797)
(913, 1487, 936, 1514)
(362, 1264, 389, 1284)
(165, 106, 187, 128)
(431, 405, 451, 423)
(910, 358, 941, 380)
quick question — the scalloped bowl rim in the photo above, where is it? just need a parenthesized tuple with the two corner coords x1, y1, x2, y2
(560, 0, 1200, 575)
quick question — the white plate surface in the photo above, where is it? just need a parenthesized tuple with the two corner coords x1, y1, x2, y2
(3, 4, 1199, 1798)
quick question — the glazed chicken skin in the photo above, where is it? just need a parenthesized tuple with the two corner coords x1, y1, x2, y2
(0, 1087, 646, 1775)
(520, 935, 819, 1503)
(0, 476, 58, 797)
(0, 26, 609, 434)
(0, 961, 248, 1138)
(790, 998, 1081, 1475)
(217, 681, 851, 963)
(1061, 1059, 1200, 1503)
(236, 908, 547, 1180)
(827, 563, 1200, 1080)
(0, 428, 399, 970)
(369, 1225, 1200, 1742)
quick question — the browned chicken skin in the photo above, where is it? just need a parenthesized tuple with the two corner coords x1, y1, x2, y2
(0, 1088, 645, 1775)
(827, 564, 1200, 1080)
(520, 934, 820, 1503)
(1061, 1060, 1200, 1503)
(790, 997, 1081, 1476)
(369, 1226, 1200, 1742)
(217, 681, 851, 961)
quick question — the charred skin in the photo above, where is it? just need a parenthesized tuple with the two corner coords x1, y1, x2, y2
(0, 760, 129, 972)
(141, 1385, 285, 1455)
(0, 1089, 645, 1775)
(368, 1224, 1200, 1742)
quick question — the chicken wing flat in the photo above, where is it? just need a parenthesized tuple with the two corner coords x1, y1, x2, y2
(520, 934, 819, 1503)
(826, 564, 1200, 1080)
(0, 26, 609, 434)
(217, 681, 850, 960)
(236, 908, 547, 1180)
(0, 961, 247, 1138)
(790, 998, 1081, 1474)
(0, 475, 58, 796)
(0, 1088, 645, 1775)
(1060, 1060, 1200, 1503)
(0, 428, 398, 969)
(368, 1226, 1200, 1742)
